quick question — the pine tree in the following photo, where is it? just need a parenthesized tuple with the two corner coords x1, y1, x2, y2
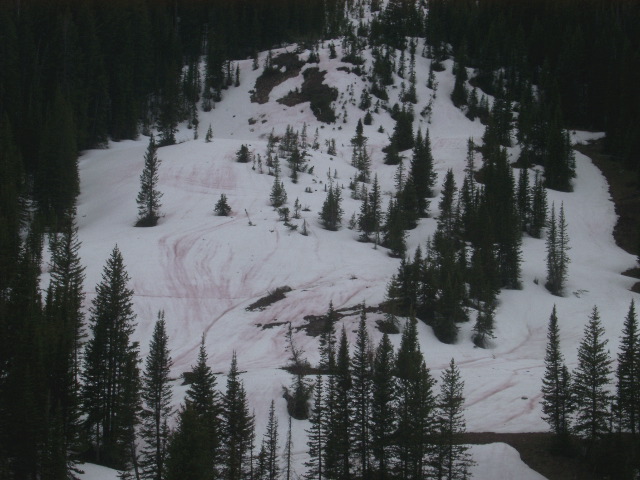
(325, 327, 352, 479)
(215, 194, 232, 216)
(350, 306, 372, 477)
(572, 307, 613, 444)
(318, 302, 338, 372)
(319, 183, 343, 231)
(261, 400, 280, 480)
(433, 359, 473, 480)
(140, 312, 173, 480)
(305, 375, 326, 480)
(222, 353, 255, 480)
(541, 306, 573, 437)
(205, 124, 213, 142)
(615, 300, 639, 434)
(270, 174, 287, 208)
(167, 337, 221, 479)
(43, 213, 86, 473)
(370, 334, 396, 479)
(529, 171, 547, 239)
(472, 304, 496, 349)
(395, 318, 436, 479)
(82, 245, 141, 469)
(546, 203, 570, 295)
(136, 135, 163, 227)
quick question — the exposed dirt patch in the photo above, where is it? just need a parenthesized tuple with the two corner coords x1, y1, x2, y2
(575, 140, 640, 290)
(277, 67, 338, 123)
(246, 285, 292, 311)
(297, 303, 383, 337)
(251, 53, 305, 104)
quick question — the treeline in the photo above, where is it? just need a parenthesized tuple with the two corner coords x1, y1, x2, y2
(426, 0, 640, 183)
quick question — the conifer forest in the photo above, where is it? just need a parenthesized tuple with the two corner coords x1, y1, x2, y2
(1, 0, 640, 479)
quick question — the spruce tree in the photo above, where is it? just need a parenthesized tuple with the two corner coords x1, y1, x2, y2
(615, 300, 639, 434)
(318, 302, 338, 373)
(136, 135, 163, 227)
(350, 306, 372, 477)
(433, 359, 473, 480)
(167, 337, 220, 479)
(541, 306, 573, 437)
(319, 183, 343, 231)
(546, 203, 570, 295)
(472, 304, 496, 349)
(43, 213, 85, 472)
(395, 318, 436, 479)
(325, 327, 352, 479)
(305, 375, 326, 480)
(370, 334, 396, 479)
(261, 400, 280, 480)
(82, 245, 141, 469)
(572, 307, 613, 444)
(222, 353, 255, 480)
(215, 194, 232, 216)
(140, 312, 173, 480)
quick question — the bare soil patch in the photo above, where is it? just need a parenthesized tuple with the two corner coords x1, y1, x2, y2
(251, 53, 305, 104)
(277, 67, 338, 123)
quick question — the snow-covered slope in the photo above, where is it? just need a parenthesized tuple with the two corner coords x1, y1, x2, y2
(69, 41, 638, 477)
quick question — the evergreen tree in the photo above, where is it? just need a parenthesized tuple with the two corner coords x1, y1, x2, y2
(215, 194, 232, 216)
(615, 300, 639, 434)
(205, 124, 213, 142)
(409, 129, 436, 217)
(270, 174, 287, 208)
(167, 337, 221, 479)
(318, 302, 338, 373)
(572, 307, 613, 444)
(261, 400, 280, 480)
(325, 327, 352, 479)
(433, 359, 473, 480)
(305, 375, 326, 480)
(382, 198, 407, 258)
(472, 304, 496, 349)
(82, 246, 141, 469)
(222, 353, 255, 480)
(541, 306, 573, 437)
(529, 171, 547, 239)
(319, 183, 343, 231)
(350, 306, 372, 477)
(140, 312, 173, 480)
(136, 135, 163, 227)
(370, 334, 396, 479)
(395, 318, 436, 479)
(43, 212, 86, 473)
(546, 203, 570, 296)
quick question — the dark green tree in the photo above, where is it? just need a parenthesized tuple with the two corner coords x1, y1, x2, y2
(82, 245, 141, 469)
(215, 194, 232, 216)
(140, 312, 173, 480)
(350, 306, 372, 477)
(472, 304, 496, 349)
(395, 318, 436, 479)
(305, 375, 326, 480)
(136, 135, 163, 227)
(615, 300, 639, 434)
(433, 359, 473, 480)
(43, 213, 86, 475)
(572, 307, 613, 444)
(546, 203, 570, 296)
(319, 183, 343, 231)
(167, 337, 221, 479)
(370, 334, 396, 479)
(261, 400, 280, 480)
(325, 327, 352, 479)
(222, 353, 255, 480)
(541, 306, 573, 438)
